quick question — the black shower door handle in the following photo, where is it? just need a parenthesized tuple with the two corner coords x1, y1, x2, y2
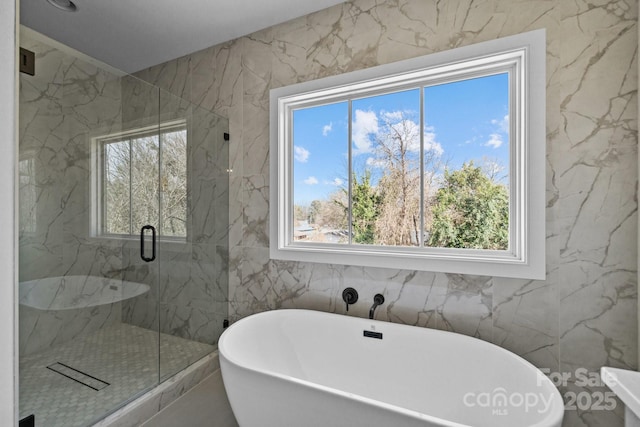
(140, 225, 156, 262)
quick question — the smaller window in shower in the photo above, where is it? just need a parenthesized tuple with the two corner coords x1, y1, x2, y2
(93, 120, 188, 239)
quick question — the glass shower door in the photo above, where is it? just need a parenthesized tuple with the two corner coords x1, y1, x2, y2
(18, 28, 162, 427)
(18, 26, 227, 427)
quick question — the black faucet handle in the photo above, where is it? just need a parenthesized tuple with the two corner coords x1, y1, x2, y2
(373, 293, 385, 305)
(342, 287, 359, 312)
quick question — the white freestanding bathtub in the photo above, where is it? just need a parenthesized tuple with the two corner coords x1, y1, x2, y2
(219, 309, 564, 427)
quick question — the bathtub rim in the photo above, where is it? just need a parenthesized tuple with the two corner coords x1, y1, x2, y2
(219, 308, 564, 427)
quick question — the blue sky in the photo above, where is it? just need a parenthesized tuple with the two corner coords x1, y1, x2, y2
(292, 73, 510, 206)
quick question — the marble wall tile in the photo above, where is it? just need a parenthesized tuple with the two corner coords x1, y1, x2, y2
(493, 275, 559, 371)
(158, 300, 223, 346)
(559, 263, 636, 372)
(19, 303, 122, 356)
(242, 174, 269, 247)
(191, 243, 229, 303)
(190, 177, 224, 244)
(135, 55, 192, 103)
(18, 242, 63, 282)
(190, 109, 227, 179)
(237, 246, 274, 311)
(122, 241, 229, 345)
(186, 39, 244, 249)
(242, 31, 272, 177)
(303, 2, 384, 80)
(120, 75, 160, 130)
(19, 41, 68, 281)
(361, 268, 447, 329)
(191, 40, 243, 115)
(283, 263, 355, 314)
(121, 246, 160, 331)
(554, 3, 638, 400)
(438, 274, 493, 340)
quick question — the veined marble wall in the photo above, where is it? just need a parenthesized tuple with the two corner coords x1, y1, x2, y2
(136, 1, 637, 426)
(19, 31, 230, 357)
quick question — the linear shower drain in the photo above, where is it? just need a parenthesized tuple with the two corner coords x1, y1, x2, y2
(46, 362, 110, 391)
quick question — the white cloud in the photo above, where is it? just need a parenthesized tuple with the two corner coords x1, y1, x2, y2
(322, 122, 333, 136)
(294, 145, 310, 162)
(304, 176, 318, 185)
(324, 177, 344, 186)
(366, 157, 386, 168)
(425, 140, 444, 156)
(485, 133, 503, 149)
(424, 126, 444, 156)
(382, 110, 403, 121)
(491, 115, 509, 134)
(352, 110, 379, 155)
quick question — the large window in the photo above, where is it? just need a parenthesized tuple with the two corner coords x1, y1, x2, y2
(94, 121, 187, 239)
(271, 30, 546, 279)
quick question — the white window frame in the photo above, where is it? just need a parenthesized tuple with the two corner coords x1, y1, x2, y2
(91, 120, 188, 241)
(270, 30, 545, 280)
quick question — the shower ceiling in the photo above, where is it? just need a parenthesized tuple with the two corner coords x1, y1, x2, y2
(20, 0, 347, 73)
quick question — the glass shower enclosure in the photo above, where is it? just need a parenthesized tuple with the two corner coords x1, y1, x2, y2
(18, 27, 229, 427)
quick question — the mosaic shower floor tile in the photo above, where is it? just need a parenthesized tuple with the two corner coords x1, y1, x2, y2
(20, 322, 215, 427)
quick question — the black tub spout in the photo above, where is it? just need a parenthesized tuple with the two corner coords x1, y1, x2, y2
(369, 294, 385, 319)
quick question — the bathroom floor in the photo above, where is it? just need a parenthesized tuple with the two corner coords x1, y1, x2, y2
(19, 322, 215, 427)
(142, 369, 238, 427)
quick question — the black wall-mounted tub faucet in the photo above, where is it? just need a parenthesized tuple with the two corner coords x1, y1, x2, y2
(369, 294, 385, 319)
(342, 287, 358, 312)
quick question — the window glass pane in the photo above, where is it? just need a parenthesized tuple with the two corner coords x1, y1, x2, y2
(104, 140, 131, 235)
(100, 126, 188, 238)
(160, 128, 187, 237)
(424, 73, 510, 250)
(351, 89, 421, 246)
(131, 135, 160, 233)
(292, 101, 348, 243)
